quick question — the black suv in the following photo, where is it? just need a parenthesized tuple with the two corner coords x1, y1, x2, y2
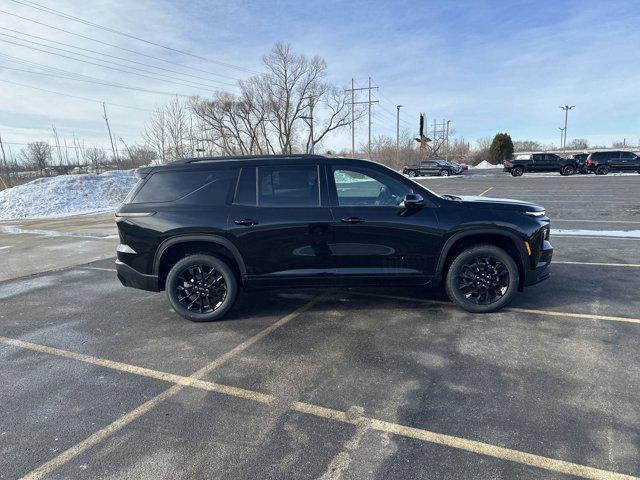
(403, 160, 461, 177)
(116, 155, 552, 321)
(585, 150, 640, 175)
(503, 153, 577, 176)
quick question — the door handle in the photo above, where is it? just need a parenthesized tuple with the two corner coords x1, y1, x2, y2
(341, 217, 365, 224)
(234, 218, 258, 226)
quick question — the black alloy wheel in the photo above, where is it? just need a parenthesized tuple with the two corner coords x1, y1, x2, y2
(457, 256, 509, 305)
(445, 244, 519, 313)
(440, 169, 450, 176)
(595, 165, 610, 175)
(166, 254, 238, 322)
(407, 170, 417, 177)
(561, 165, 575, 176)
(511, 166, 524, 177)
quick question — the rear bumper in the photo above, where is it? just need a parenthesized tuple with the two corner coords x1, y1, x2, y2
(116, 260, 160, 292)
(524, 240, 553, 286)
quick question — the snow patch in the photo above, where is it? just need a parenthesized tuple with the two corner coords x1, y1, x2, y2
(551, 229, 640, 238)
(471, 161, 500, 169)
(0, 170, 137, 220)
(0, 225, 117, 239)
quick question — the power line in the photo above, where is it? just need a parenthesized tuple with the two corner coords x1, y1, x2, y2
(0, 35, 230, 92)
(0, 64, 192, 97)
(0, 27, 239, 88)
(6, 0, 259, 74)
(0, 78, 152, 112)
(0, 8, 246, 81)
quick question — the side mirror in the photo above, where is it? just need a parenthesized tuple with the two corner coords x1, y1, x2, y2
(402, 193, 424, 208)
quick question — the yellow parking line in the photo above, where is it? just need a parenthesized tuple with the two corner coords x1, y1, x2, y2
(478, 186, 493, 196)
(15, 294, 325, 480)
(2, 335, 637, 480)
(345, 291, 640, 325)
(555, 261, 640, 267)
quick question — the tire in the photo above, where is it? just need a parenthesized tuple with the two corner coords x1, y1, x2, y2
(407, 170, 417, 177)
(440, 169, 450, 177)
(165, 254, 238, 322)
(561, 165, 575, 176)
(511, 166, 524, 177)
(595, 165, 610, 175)
(445, 244, 519, 313)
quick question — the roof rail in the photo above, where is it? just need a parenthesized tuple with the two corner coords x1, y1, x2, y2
(171, 154, 326, 164)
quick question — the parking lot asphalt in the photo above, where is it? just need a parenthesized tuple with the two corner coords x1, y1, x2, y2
(1, 171, 639, 479)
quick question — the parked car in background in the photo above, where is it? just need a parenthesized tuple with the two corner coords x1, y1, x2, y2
(567, 153, 590, 174)
(585, 150, 640, 175)
(116, 154, 552, 321)
(403, 160, 463, 177)
(503, 153, 577, 177)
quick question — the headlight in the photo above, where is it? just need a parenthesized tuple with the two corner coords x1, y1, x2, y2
(525, 210, 546, 217)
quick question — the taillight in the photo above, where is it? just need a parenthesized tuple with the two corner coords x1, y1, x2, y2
(504, 160, 511, 167)
(587, 158, 592, 166)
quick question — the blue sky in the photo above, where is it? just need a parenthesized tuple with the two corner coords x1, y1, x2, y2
(0, 0, 639, 154)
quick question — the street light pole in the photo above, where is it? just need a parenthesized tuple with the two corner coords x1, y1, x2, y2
(559, 105, 575, 150)
(396, 105, 402, 165)
(558, 127, 565, 150)
(446, 120, 451, 161)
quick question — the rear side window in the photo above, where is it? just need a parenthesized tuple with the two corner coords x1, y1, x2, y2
(234, 167, 257, 205)
(258, 165, 319, 207)
(132, 169, 237, 205)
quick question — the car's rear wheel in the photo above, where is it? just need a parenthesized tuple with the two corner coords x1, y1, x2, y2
(407, 170, 417, 177)
(440, 169, 450, 176)
(166, 254, 238, 322)
(595, 165, 610, 175)
(511, 166, 524, 177)
(445, 244, 519, 313)
(561, 165, 575, 176)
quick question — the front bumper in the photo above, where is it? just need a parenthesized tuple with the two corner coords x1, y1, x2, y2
(116, 260, 160, 292)
(524, 240, 553, 286)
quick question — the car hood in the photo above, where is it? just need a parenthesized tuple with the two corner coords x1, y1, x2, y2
(451, 195, 545, 212)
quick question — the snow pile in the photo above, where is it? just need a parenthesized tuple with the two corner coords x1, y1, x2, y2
(472, 160, 500, 169)
(0, 170, 137, 220)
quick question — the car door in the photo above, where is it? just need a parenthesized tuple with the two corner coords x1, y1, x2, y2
(326, 163, 440, 284)
(419, 161, 435, 175)
(530, 154, 545, 171)
(227, 164, 334, 286)
(620, 152, 637, 171)
(609, 151, 624, 170)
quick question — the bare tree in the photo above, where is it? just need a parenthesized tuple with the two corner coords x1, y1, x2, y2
(121, 144, 157, 168)
(0, 132, 12, 188)
(166, 97, 192, 158)
(83, 147, 107, 172)
(144, 106, 169, 163)
(189, 43, 352, 156)
(513, 140, 542, 152)
(567, 138, 589, 150)
(20, 142, 51, 174)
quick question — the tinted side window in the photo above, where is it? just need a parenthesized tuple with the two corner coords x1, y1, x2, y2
(333, 167, 411, 206)
(132, 169, 237, 204)
(533, 154, 543, 162)
(234, 167, 257, 205)
(621, 152, 635, 159)
(258, 165, 319, 207)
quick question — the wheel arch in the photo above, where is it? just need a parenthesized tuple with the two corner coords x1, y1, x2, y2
(436, 229, 527, 291)
(154, 235, 246, 291)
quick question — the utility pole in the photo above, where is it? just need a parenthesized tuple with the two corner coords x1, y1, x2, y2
(102, 102, 119, 168)
(301, 96, 315, 154)
(351, 78, 355, 155)
(396, 105, 402, 165)
(445, 120, 451, 160)
(345, 78, 378, 157)
(559, 105, 575, 150)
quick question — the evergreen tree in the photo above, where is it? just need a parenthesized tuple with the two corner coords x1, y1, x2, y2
(489, 133, 514, 164)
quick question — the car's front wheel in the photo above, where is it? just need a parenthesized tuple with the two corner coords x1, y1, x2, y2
(166, 254, 238, 322)
(440, 169, 450, 176)
(561, 165, 575, 176)
(445, 244, 519, 313)
(407, 170, 417, 177)
(511, 166, 524, 177)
